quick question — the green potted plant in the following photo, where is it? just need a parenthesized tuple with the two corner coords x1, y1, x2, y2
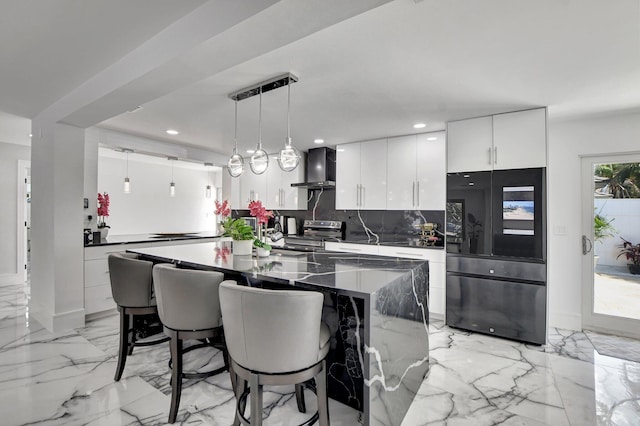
(616, 237, 640, 275)
(594, 211, 616, 244)
(221, 217, 255, 255)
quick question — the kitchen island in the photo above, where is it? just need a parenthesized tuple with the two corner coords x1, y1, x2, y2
(129, 241, 430, 426)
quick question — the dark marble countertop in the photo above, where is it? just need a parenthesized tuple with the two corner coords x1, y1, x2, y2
(127, 241, 429, 298)
(85, 231, 221, 247)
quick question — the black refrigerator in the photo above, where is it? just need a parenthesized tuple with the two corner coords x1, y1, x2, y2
(446, 168, 547, 345)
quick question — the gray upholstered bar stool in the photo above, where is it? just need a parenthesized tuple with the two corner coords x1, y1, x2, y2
(219, 280, 330, 426)
(108, 252, 169, 382)
(152, 263, 230, 424)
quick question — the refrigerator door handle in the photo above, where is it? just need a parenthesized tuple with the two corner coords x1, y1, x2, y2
(582, 235, 593, 255)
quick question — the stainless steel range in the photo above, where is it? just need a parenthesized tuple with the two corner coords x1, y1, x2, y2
(283, 220, 345, 251)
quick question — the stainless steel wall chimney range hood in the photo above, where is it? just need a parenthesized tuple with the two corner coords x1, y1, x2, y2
(291, 147, 336, 189)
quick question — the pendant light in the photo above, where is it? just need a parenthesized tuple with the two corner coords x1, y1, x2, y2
(227, 100, 244, 177)
(169, 157, 176, 197)
(249, 88, 269, 175)
(123, 149, 132, 193)
(277, 80, 301, 172)
(205, 162, 213, 198)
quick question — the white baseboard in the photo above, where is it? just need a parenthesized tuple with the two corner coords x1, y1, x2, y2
(549, 311, 582, 332)
(30, 303, 86, 332)
(0, 273, 25, 285)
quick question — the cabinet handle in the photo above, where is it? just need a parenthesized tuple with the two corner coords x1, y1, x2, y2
(488, 148, 492, 165)
(396, 251, 422, 257)
(494, 146, 498, 164)
(362, 185, 365, 207)
(416, 181, 420, 207)
(412, 182, 416, 206)
(357, 184, 361, 207)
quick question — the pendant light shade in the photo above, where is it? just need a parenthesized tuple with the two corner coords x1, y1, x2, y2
(123, 149, 132, 193)
(278, 82, 301, 172)
(169, 157, 176, 197)
(250, 88, 269, 175)
(227, 100, 245, 177)
(205, 162, 213, 198)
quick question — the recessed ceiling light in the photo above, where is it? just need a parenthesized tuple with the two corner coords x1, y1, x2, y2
(413, 123, 426, 129)
(166, 129, 179, 135)
(246, 149, 255, 154)
(28, 133, 32, 138)
(314, 139, 325, 144)
(469, 182, 475, 186)
(463, 174, 470, 178)
(427, 136, 437, 141)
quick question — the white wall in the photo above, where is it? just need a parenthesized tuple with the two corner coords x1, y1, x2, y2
(97, 148, 220, 235)
(0, 141, 30, 282)
(594, 198, 640, 266)
(548, 111, 640, 331)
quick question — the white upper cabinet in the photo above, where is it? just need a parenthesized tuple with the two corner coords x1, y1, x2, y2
(265, 161, 307, 210)
(447, 116, 494, 172)
(387, 132, 446, 210)
(416, 132, 446, 210)
(336, 139, 387, 210)
(239, 167, 267, 207)
(492, 108, 547, 170)
(447, 108, 547, 172)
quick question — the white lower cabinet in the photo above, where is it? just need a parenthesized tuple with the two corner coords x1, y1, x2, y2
(83, 238, 218, 316)
(327, 242, 445, 317)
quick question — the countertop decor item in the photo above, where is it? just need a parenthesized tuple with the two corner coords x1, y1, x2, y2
(97, 192, 110, 238)
(248, 200, 273, 255)
(214, 199, 231, 234)
(617, 237, 640, 274)
(221, 216, 255, 255)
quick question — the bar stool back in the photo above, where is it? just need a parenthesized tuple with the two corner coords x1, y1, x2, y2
(219, 280, 330, 426)
(108, 252, 169, 382)
(152, 263, 230, 423)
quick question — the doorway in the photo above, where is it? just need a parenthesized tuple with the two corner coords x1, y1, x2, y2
(581, 155, 640, 338)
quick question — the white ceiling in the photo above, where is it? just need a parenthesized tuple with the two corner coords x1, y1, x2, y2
(1, 0, 640, 156)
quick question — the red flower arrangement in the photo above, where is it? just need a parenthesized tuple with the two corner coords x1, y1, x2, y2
(248, 200, 273, 251)
(214, 199, 231, 218)
(248, 200, 273, 225)
(97, 192, 110, 228)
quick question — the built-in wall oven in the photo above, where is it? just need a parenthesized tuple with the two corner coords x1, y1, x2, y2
(446, 167, 546, 345)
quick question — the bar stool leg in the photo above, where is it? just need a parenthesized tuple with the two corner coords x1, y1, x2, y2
(127, 314, 136, 355)
(250, 373, 263, 426)
(168, 337, 183, 423)
(114, 310, 129, 381)
(295, 383, 307, 413)
(316, 360, 330, 426)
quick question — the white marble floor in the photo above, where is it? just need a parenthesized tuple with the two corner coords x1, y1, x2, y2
(1, 281, 639, 425)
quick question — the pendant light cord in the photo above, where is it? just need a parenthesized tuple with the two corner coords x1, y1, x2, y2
(125, 151, 129, 176)
(234, 100, 238, 153)
(287, 82, 291, 141)
(258, 88, 262, 149)
(171, 159, 174, 181)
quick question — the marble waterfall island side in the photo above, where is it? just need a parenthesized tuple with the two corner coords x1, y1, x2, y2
(128, 242, 430, 426)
